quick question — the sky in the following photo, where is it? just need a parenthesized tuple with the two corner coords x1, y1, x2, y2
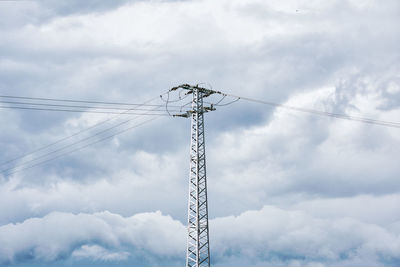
(0, 0, 400, 266)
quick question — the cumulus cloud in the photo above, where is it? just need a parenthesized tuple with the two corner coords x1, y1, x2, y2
(1, 206, 400, 266)
(211, 206, 400, 267)
(72, 245, 130, 261)
(0, 149, 189, 225)
(0, 0, 399, 266)
(206, 83, 400, 217)
(0, 210, 185, 265)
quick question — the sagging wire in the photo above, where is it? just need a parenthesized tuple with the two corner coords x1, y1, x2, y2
(204, 94, 240, 107)
(214, 96, 240, 106)
(164, 90, 171, 116)
(0, 91, 172, 168)
(215, 94, 226, 105)
(160, 88, 191, 116)
(179, 101, 192, 112)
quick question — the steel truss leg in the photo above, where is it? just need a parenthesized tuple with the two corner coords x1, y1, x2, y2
(186, 88, 211, 267)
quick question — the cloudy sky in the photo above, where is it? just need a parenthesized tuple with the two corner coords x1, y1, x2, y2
(0, 0, 400, 266)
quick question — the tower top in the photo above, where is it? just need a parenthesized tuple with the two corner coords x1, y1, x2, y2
(168, 84, 218, 118)
(170, 84, 221, 98)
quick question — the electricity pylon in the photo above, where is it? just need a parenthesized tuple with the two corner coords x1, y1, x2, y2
(169, 84, 218, 267)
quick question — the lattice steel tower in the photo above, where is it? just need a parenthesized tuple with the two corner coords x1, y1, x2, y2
(169, 84, 218, 267)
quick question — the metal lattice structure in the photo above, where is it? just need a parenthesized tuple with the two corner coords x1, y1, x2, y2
(187, 87, 210, 267)
(169, 84, 217, 267)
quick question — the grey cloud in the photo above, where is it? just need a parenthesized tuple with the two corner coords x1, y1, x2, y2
(205, 81, 400, 217)
(0, 0, 399, 266)
(0, 210, 185, 265)
(290, 194, 400, 226)
(36, 0, 188, 17)
(38, 0, 134, 16)
(0, 0, 398, 215)
(1, 206, 400, 266)
(211, 205, 400, 267)
(0, 0, 147, 29)
(0, 147, 190, 225)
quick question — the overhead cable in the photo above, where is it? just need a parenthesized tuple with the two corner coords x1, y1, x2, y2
(3, 116, 161, 176)
(0, 105, 178, 115)
(0, 94, 182, 107)
(0, 100, 184, 110)
(221, 93, 400, 129)
(0, 91, 170, 167)
(2, 119, 134, 173)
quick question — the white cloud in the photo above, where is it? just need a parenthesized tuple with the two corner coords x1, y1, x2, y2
(1, 205, 399, 266)
(0, 148, 188, 224)
(72, 245, 130, 261)
(0, 0, 399, 266)
(211, 205, 400, 266)
(0, 210, 185, 264)
(208, 83, 400, 211)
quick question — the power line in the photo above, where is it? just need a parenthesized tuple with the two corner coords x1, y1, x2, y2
(0, 89, 191, 175)
(0, 92, 169, 168)
(0, 94, 183, 107)
(5, 87, 398, 175)
(3, 116, 161, 176)
(0, 100, 185, 111)
(220, 92, 400, 129)
(213, 96, 240, 107)
(2, 119, 134, 173)
(1, 100, 170, 173)
(0, 105, 176, 115)
(167, 84, 400, 129)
